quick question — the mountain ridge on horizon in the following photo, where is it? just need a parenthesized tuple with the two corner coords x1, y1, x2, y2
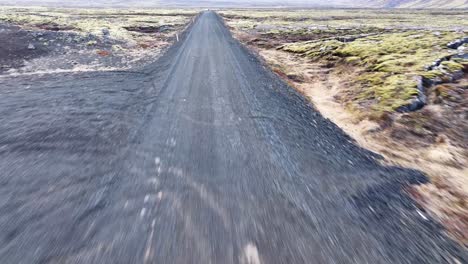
(0, 0, 467, 9)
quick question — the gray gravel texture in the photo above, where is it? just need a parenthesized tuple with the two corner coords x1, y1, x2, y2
(0, 11, 466, 264)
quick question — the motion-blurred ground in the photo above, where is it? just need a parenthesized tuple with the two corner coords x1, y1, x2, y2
(221, 8, 468, 245)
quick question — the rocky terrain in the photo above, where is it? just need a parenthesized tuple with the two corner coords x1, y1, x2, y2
(1, 11, 466, 263)
(2, 0, 467, 8)
(0, 7, 196, 75)
(221, 9, 468, 246)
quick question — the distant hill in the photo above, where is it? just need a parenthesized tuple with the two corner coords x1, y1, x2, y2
(0, 0, 325, 8)
(364, 0, 468, 8)
(0, 0, 467, 9)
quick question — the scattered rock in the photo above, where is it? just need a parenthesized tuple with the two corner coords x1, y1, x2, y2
(457, 45, 465, 55)
(397, 76, 426, 112)
(96, 50, 111, 57)
(422, 75, 442, 87)
(31, 32, 43, 37)
(286, 73, 305, 82)
(447, 37, 468, 49)
(337, 36, 358, 42)
(123, 25, 174, 34)
(27, 43, 35, 50)
(87, 40, 97, 46)
(36, 23, 75, 31)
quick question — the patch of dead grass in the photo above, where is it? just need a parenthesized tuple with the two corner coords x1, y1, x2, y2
(239, 38, 468, 246)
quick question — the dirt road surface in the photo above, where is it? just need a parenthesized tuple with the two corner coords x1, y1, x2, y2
(0, 11, 466, 264)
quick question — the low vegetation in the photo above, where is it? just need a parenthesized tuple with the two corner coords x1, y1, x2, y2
(281, 30, 466, 114)
(221, 9, 468, 30)
(222, 9, 468, 245)
(0, 7, 195, 42)
(0, 7, 196, 73)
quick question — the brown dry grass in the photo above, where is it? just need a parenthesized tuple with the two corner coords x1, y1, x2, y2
(235, 30, 468, 246)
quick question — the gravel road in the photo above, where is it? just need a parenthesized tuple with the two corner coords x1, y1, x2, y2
(0, 11, 466, 264)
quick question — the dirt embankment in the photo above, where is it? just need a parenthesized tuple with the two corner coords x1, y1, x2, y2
(224, 13, 468, 246)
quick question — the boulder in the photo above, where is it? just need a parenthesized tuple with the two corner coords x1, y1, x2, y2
(447, 37, 468, 49)
(457, 45, 465, 55)
(102, 28, 110, 36)
(397, 76, 426, 112)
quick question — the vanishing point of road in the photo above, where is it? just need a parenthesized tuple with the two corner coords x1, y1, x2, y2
(0, 11, 466, 264)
